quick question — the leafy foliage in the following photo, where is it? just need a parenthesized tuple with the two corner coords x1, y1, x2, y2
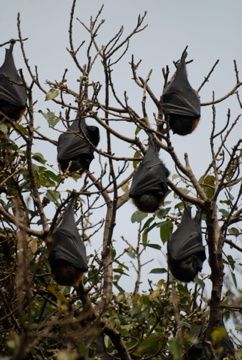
(0, 3, 241, 360)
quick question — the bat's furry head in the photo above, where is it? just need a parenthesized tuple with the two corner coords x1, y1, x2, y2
(59, 154, 93, 174)
(168, 114, 200, 135)
(168, 253, 204, 282)
(132, 193, 164, 213)
(51, 258, 83, 286)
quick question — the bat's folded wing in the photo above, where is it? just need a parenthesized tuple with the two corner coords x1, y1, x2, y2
(162, 88, 200, 117)
(0, 44, 27, 109)
(57, 131, 93, 162)
(168, 231, 206, 261)
(129, 145, 169, 197)
(49, 205, 88, 271)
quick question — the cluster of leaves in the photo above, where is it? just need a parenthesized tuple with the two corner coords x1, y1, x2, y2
(0, 2, 242, 360)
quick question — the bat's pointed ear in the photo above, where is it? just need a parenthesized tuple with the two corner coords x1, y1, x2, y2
(195, 209, 202, 224)
(9, 39, 16, 53)
(181, 46, 188, 61)
(70, 190, 79, 205)
(184, 204, 192, 217)
(180, 205, 193, 224)
(147, 133, 156, 149)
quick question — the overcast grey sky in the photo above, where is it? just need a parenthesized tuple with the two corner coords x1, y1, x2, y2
(1, 1, 241, 302)
(2, 0, 241, 168)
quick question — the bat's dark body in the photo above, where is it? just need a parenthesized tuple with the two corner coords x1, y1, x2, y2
(161, 49, 200, 135)
(0, 42, 27, 122)
(95, 334, 112, 360)
(48, 201, 88, 286)
(50, 259, 83, 286)
(57, 117, 100, 174)
(129, 141, 169, 213)
(167, 206, 206, 282)
(185, 319, 235, 360)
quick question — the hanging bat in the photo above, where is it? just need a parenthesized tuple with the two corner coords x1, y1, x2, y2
(167, 206, 206, 282)
(57, 117, 100, 174)
(185, 318, 235, 360)
(48, 198, 88, 286)
(129, 140, 170, 213)
(95, 333, 112, 360)
(0, 41, 27, 122)
(161, 48, 200, 135)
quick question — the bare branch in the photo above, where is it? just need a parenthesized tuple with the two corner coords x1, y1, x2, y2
(0, 206, 44, 237)
(68, 0, 85, 72)
(197, 59, 219, 93)
(225, 239, 242, 253)
(201, 82, 242, 106)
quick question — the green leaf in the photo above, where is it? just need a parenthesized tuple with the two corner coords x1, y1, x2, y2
(211, 327, 227, 343)
(40, 110, 60, 127)
(26, 165, 60, 188)
(126, 247, 136, 259)
(113, 281, 125, 293)
(224, 255, 238, 287)
(156, 207, 170, 219)
(227, 254, 235, 270)
(32, 152, 47, 164)
(142, 230, 148, 245)
(159, 220, 173, 243)
(134, 334, 161, 355)
(45, 89, 59, 101)
(174, 202, 185, 209)
(146, 243, 161, 250)
(141, 217, 154, 231)
(199, 175, 216, 199)
(115, 259, 129, 271)
(168, 337, 181, 360)
(172, 173, 180, 180)
(231, 271, 237, 288)
(194, 278, 205, 289)
(132, 150, 142, 169)
(113, 268, 129, 276)
(77, 342, 89, 360)
(150, 268, 167, 274)
(225, 157, 240, 181)
(131, 210, 148, 223)
(142, 222, 157, 235)
(7, 338, 16, 350)
(219, 209, 230, 217)
(44, 169, 60, 182)
(176, 187, 190, 196)
(149, 289, 160, 300)
(135, 126, 142, 135)
(121, 182, 129, 193)
(14, 123, 29, 135)
(46, 190, 60, 206)
(219, 199, 231, 205)
(229, 176, 242, 186)
(228, 227, 240, 236)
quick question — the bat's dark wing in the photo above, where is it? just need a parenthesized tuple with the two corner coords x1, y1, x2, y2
(161, 50, 200, 118)
(49, 202, 88, 271)
(215, 319, 236, 357)
(57, 118, 100, 163)
(129, 141, 169, 197)
(0, 42, 27, 108)
(95, 334, 112, 360)
(168, 206, 205, 261)
(185, 318, 235, 360)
